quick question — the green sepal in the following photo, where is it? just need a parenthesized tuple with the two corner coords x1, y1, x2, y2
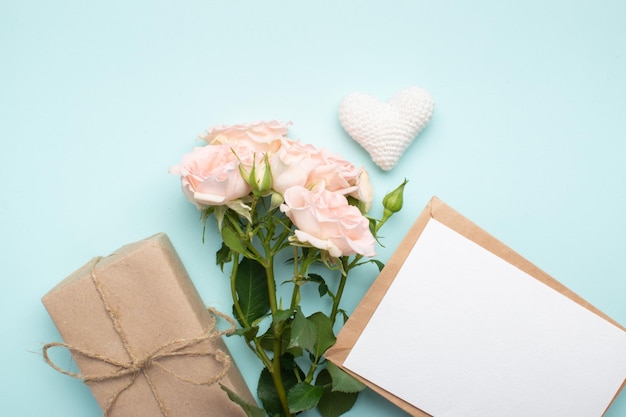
(221, 224, 250, 257)
(259, 153, 273, 194)
(214, 205, 227, 231)
(226, 199, 252, 223)
(201, 207, 215, 243)
(368, 216, 377, 237)
(269, 192, 284, 211)
(335, 309, 349, 325)
(216, 242, 232, 271)
(368, 259, 385, 272)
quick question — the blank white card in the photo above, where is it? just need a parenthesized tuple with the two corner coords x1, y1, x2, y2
(344, 218, 626, 417)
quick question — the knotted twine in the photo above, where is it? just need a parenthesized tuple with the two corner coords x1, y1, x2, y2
(43, 257, 236, 417)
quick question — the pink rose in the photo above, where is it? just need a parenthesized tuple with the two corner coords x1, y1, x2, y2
(305, 149, 373, 212)
(200, 120, 291, 153)
(349, 169, 374, 213)
(169, 143, 254, 206)
(269, 139, 321, 194)
(280, 183, 376, 257)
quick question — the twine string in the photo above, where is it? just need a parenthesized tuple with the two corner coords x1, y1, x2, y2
(43, 257, 236, 417)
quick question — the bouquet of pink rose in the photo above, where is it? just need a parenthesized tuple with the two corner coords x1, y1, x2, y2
(170, 121, 406, 417)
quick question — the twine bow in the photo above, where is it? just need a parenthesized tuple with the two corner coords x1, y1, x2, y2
(43, 257, 236, 417)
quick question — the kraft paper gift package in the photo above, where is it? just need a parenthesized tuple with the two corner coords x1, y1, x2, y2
(42, 233, 254, 417)
(326, 197, 626, 417)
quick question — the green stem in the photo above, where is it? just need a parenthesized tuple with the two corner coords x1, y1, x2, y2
(271, 332, 291, 417)
(265, 255, 292, 417)
(304, 354, 321, 384)
(289, 246, 301, 312)
(307, 255, 356, 384)
(265, 259, 278, 316)
(375, 215, 389, 234)
(252, 339, 274, 376)
(229, 253, 248, 328)
(330, 257, 350, 325)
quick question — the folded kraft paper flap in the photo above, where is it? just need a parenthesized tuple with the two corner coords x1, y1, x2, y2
(325, 197, 626, 417)
(42, 233, 255, 417)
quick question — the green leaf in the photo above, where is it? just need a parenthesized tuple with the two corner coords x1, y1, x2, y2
(257, 357, 303, 417)
(288, 308, 317, 352)
(221, 224, 249, 255)
(273, 309, 293, 325)
(318, 281, 329, 297)
(308, 312, 336, 356)
(277, 352, 299, 372)
(232, 325, 259, 342)
(287, 382, 324, 413)
(315, 369, 360, 417)
(216, 242, 232, 271)
(220, 384, 266, 417)
(308, 273, 329, 297)
(289, 310, 336, 357)
(259, 325, 302, 358)
(326, 361, 366, 393)
(306, 273, 324, 284)
(257, 368, 287, 417)
(234, 258, 270, 326)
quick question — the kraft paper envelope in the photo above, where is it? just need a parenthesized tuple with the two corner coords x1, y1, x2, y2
(325, 197, 626, 417)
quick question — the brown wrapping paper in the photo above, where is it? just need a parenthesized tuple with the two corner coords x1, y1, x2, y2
(42, 233, 255, 417)
(325, 196, 626, 417)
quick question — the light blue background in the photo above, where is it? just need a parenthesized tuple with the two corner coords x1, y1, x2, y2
(1, 1, 625, 416)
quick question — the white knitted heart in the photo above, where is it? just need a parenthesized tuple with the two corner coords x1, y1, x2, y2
(339, 86, 434, 171)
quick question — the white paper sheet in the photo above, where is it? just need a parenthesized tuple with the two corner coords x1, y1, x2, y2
(343, 218, 626, 417)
